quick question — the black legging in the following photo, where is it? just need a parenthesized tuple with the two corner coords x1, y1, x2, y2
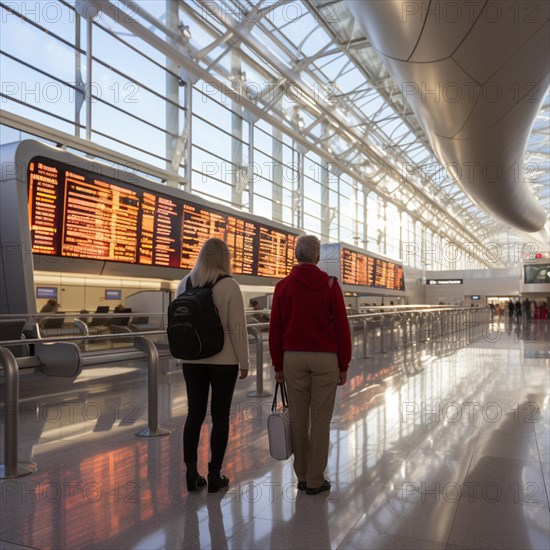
(181, 363, 239, 471)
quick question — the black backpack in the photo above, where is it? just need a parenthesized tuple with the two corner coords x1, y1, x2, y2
(167, 275, 230, 360)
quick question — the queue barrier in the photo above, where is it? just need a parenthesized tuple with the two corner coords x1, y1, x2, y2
(0, 329, 172, 479)
(0, 347, 37, 479)
(247, 325, 269, 397)
(349, 307, 490, 357)
(0, 306, 489, 478)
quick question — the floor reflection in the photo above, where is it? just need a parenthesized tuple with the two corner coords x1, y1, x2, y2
(0, 322, 548, 549)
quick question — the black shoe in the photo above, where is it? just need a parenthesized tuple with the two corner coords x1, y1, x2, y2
(207, 472, 230, 493)
(186, 472, 207, 492)
(305, 480, 331, 495)
(297, 481, 306, 491)
(185, 463, 207, 492)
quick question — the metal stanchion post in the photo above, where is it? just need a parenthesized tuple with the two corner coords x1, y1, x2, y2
(481, 309, 485, 338)
(480, 309, 484, 338)
(73, 319, 89, 336)
(379, 315, 387, 353)
(481, 308, 486, 339)
(247, 325, 270, 397)
(363, 319, 370, 358)
(390, 315, 396, 350)
(133, 336, 170, 437)
(0, 347, 37, 478)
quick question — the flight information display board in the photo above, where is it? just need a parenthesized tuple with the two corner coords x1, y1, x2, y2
(28, 157, 297, 278)
(341, 247, 404, 291)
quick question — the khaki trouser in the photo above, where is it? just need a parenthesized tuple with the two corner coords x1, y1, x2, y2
(283, 351, 340, 488)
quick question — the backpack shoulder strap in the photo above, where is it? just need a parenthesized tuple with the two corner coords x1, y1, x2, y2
(186, 274, 232, 291)
(185, 276, 192, 291)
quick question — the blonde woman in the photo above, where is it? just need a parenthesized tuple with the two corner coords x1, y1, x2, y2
(177, 238, 249, 492)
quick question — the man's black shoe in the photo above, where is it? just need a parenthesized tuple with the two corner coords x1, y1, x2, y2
(305, 480, 331, 495)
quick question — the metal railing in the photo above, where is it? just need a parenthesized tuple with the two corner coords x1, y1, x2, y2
(246, 325, 270, 397)
(349, 306, 490, 357)
(0, 347, 37, 479)
(0, 329, 170, 479)
(0, 306, 489, 478)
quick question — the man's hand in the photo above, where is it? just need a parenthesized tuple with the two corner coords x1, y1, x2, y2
(239, 369, 248, 379)
(338, 371, 347, 386)
(274, 370, 285, 383)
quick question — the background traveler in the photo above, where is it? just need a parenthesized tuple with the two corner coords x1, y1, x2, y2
(40, 298, 60, 313)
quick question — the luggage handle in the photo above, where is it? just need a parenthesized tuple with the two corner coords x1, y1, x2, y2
(271, 381, 289, 412)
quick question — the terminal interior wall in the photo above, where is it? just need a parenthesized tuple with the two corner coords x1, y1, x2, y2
(424, 267, 549, 305)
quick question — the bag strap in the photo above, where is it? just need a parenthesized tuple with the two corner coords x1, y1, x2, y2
(185, 273, 231, 291)
(271, 381, 288, 412)
(281, 382, 289, 408)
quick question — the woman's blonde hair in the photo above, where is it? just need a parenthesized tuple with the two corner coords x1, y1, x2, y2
(189, 238, 232, 287)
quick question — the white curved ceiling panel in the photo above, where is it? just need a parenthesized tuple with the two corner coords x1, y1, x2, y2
(389, 58, 479, 137)
(410, 1, 486, 62)
(347, 0, 549, 233)
(350, 0, 425, 59)
(453, 3, 550, 82)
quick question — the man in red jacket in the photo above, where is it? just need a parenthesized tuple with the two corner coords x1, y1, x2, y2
(269, 235, 351, 495)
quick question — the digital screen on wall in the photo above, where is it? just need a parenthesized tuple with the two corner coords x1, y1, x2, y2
(36, 287, 57, 299)
(524, 264, 550, 284)
(340, 248, 405, 291)
(27, 157, 297, 278)
(105, 289, 122, 300)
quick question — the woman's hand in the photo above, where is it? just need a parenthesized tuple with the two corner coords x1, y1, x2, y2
(338, 371, 347, 386)
(274, 370, 285, 383)
(239, 369, 248, 379)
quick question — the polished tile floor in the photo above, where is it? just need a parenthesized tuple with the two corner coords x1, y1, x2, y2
(1, 320, 549, 549)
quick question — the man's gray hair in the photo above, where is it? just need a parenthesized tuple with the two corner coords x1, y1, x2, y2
(295, 235, 321, 263)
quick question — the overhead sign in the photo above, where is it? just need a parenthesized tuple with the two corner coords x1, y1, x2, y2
(426, 279, 463, 285)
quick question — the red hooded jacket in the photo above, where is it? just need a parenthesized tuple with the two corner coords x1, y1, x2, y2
(269, 263, 352, 372)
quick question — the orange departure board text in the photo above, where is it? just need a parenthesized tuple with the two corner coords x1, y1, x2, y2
(257, 228, 297, 278)
(28, 161, 63, 255)
(28, 157, 298, 278)
(341, 247, 404, 290)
